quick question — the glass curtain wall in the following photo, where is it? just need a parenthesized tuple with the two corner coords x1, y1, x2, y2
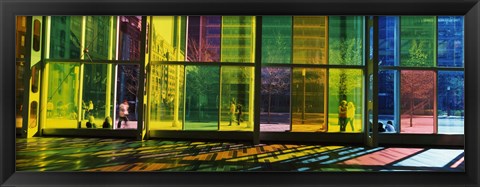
(44, 16, 142, 130)
(260, 16, 364, 133)
(17, 15, 464, 137)
(378, 16, 464, 134)
(148, 16, 255, 132)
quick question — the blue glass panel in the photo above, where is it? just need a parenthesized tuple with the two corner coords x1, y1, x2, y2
(378, 70, 398, 133)
(378, 16, 399, 66)
(438, 71, 464, 134)
(438, 16, 464, 67)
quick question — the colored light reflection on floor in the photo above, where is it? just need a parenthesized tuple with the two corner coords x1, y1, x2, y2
(16, 137, 464, 172)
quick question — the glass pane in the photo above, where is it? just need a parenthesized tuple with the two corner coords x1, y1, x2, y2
(115, 64, 140, 129)
(378, 16, 399, 66)
(185, 66, 219, 130)
(45, 62, 81, 128)
(260, 67, 291, 132)
(220, 66, 254, 131)
(119, 16, 142, 61)
(292, 68, 326, 132)
(84, 16, 111, 60)
(438, 16, 464, 67)
(50, 16, 82, 59)
(187, 16, 221, 62)
(438, 71, 464, 134)
(221, 16, 255, 63)
(400, 70, 435, 134)
(262, 16, 292, 64)
(149, 65, 185, 130)
(293, 16, 327, 64)
(328, 69, 364, 133)
(151, 16, 187, 62)
(328, 16, 364, 65)
(81, 63, 109, 128)
(378, 70, 398, 133)
(400, 16, 436, 67)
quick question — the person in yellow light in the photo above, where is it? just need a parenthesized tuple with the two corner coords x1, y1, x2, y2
(338, 100, 347, 132)
(228, 99, 236, 126)
(347, 101, 356, 131)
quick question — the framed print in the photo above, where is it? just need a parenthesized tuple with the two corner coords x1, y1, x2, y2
(1, 0, 479, 186)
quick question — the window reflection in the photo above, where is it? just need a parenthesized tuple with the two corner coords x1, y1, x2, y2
(184, 66, 219, 130)
(45, 63, 81, 128)
(437, 71, 464, 134)
(220, 66, 254, 131)
(149, 65, 185, 130)
(262, 16, 292, 64)
(293, 16, 327, 64)
(221, 16, 255, 63)
(400, 70, 435, 134)
(400, 16, 436, 67)
(260, 67, 291, 132)
(328, 69, 363, 133)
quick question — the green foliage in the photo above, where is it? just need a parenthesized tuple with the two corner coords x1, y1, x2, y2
(328, 38, 363, 65)
(405, 40, 429, 67)
(328, 38, 363, 100)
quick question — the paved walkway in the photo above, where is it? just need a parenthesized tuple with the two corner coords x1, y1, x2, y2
(16, 137, 464, 172)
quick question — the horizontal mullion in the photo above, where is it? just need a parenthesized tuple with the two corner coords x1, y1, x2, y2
(261, 63, 366, 69)
(150, 61, 255, 66)
(379, 66, 464, 71)
(45, 59, 141, 65)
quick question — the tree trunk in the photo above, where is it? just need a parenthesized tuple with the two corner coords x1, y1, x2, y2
(410, 94, 413, 127)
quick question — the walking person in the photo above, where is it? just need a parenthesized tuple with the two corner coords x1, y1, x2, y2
(236, 104, 243, 126)
(118, 100, 129, 128)
(347, 102, 356, 131)
(228, 99, 236, 126)
(338, 100, 347, 132)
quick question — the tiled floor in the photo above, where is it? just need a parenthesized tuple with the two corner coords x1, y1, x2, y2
(16, 137, 464, 172)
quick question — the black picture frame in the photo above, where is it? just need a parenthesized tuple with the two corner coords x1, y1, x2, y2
(1, 0, 479, 186)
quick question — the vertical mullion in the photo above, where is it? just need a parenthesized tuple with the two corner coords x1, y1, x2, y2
(136, 16, 147, 140)
(396, 16, 402, 134)
(324, 16, 329, 133)
(253, 16, 262, 144)
(434, 16, 439, 134)
(290, 16, 294, 132)
(372, 16, 379, 146)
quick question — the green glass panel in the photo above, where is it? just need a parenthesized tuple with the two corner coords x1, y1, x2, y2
(219, 66, 254, 131)
(185, 66, 219, 130)
(45, 62, 81, 128)
(81, 63, 109, 128)
(262, 16, 292, 64)
(400, 16, 436, 67)
(151, 16, 187, 61)
(149, 65, 185, 130)
(291, 68, 326, 132)
(328, 16, 364, 65)
(221, 16, 255, 63)
(293, 16, 328, 64)
(49, 16, 82, 59)
(328, 69, 364, 133)
(84, 16, 111, 60)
